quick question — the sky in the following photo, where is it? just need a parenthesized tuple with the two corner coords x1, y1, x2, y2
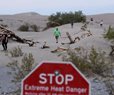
(0, 0, 114, 15)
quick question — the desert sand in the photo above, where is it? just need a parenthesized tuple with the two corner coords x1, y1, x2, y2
(0, 12, 114, 95)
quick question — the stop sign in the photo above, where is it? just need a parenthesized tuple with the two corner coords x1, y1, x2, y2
(21, 61, 90, 95)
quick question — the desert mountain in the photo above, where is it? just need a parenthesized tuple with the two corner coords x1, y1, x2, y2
(0, 12, 114, 95)
(0, 12, 48, 31)
(0, 12, 114, 32)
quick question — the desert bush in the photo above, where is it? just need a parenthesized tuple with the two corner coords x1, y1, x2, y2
(104, 25, 114, 40)
(63, 47, 110, 76)
(30, 24, 40, 32)
(9, 46, 23, 57)
(6, 53, 35, 94)
(88, 47, 109, 76)
(18, 24, 29, 31)
(21, 53, 34, 73)
(63, 47, 91, 73)
(47, 11, 86, 28)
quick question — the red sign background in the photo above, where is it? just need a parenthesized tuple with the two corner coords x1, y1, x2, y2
(22, 61, 90, 95)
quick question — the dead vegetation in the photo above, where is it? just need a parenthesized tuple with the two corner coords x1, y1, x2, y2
(0, 25, 39, 46)
(61, 23, 92, 45)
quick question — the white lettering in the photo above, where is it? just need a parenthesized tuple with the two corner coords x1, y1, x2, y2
(66, 86, 87, 94)
(48, 74, 55, 84)
(50, 86, 64, 92)
(39, 73, 74, 85)
(24, 84, 49, 91)
(56, 74, 64, 85)
(39, 73, 47, 84)
(65, 74, 74, 85)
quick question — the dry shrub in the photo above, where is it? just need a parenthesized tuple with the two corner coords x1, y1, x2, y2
(18, 24, 29, 31)
(9, 46, 23, 57)
(63, 47, 110, 76)
(6, 53, 35, 94)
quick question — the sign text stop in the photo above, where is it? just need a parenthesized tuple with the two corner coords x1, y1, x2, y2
(21, 61, 90, 95)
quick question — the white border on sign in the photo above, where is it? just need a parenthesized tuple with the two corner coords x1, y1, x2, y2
(21, 61, 91, 95)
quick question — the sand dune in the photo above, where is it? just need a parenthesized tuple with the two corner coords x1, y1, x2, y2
(0, 12, 114, 95)
(0, 12, 48, 31)
(87, 13, 114, 26)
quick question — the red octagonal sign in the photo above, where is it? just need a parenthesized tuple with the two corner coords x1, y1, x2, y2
(21, 61, 90, 95)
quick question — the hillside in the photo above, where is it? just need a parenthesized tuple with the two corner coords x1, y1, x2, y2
(87, 13, 114, 25)
(0, 12, 114, 94)
(0, 12, 114, 32)
(0, 12, 48, 31)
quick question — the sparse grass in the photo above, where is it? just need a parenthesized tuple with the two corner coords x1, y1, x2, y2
(63, 47, 111, 76)
(62, 47, 91, 73)
(6, 53, 35, 94)
(9, 46, 23, 57)
(88, 47, 109, 76)
(104, 25, 114, 40)
(65, 48, 91, 73)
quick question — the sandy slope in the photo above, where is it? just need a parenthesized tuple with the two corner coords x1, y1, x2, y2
(0, 12, 114, 94)
(87, 13, 114, 26)
(0, 12, 48, 31)
(0, 23, 112, 94)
